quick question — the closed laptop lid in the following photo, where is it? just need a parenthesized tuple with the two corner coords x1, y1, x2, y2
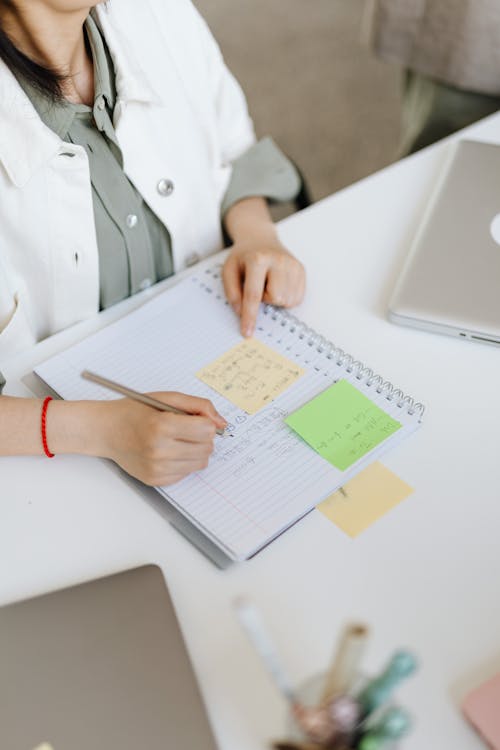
(389, 140, 500, 344)
(0, 565, 219, 750)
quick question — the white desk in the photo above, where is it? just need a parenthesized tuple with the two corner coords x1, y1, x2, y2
(2, 113, 500, 750)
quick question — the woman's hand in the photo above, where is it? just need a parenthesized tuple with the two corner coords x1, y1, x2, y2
(222, 196, 306, 337)
(0, 392, 225, 486)
(96, 393, 226, 486)
(223, 236, 305, 337)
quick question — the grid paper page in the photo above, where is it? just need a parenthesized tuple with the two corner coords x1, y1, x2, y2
(35, 267, 422, 560)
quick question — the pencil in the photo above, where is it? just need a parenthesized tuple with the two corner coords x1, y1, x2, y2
(81, 370, 226, 436)
(234, 597, 297, 705)
(320, 622, 369, 703)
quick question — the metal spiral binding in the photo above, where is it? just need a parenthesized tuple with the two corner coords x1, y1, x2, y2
(199, 265, 425, 420)
(263, 304, 425, 419)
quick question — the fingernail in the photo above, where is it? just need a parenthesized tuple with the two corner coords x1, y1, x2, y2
(243, 326, 253, 337)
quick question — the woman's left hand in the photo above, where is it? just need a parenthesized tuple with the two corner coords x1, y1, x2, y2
(222, 235, 305, 337)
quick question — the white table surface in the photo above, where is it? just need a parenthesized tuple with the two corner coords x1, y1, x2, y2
(2, 112, 500, 750)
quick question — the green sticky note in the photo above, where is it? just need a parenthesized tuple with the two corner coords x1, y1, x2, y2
(285, 379, 401, 471)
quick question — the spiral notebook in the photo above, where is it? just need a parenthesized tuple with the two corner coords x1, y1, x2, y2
(35, 265, 424, 561)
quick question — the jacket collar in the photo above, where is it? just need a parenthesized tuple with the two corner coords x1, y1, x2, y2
(0, 60, 61, 188)
(0, 7, 161, 188)
(94, 4, 161, 107)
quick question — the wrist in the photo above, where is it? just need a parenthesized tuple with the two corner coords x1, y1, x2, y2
(234, 222, 279, 247)
(224, 196, 278, 244)
(228, 221, 281, 253)
(47, 399, 114, 458)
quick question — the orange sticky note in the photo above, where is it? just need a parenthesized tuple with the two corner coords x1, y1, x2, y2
(196, 338, 304, 414)
(317, 462, 413, 537)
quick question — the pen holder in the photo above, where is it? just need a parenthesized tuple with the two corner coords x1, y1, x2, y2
(286, 672, 403, 750)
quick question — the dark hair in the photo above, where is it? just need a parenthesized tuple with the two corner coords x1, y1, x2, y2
(0, 20, 65, 100)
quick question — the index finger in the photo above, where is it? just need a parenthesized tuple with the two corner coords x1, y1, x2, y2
(240, 260, 269, 337)
(165, 413, 217, 444)
(149, 392, 226, 429)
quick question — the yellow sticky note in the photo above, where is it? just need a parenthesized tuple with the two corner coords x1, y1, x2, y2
(317, 462, 413, 537)
(196, 338, 304, 414)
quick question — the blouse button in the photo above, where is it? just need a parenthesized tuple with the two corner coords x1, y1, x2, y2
(126, 214, 138, 229)
(157, 178, 175, 196)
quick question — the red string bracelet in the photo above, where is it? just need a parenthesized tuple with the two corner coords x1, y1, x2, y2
(41, 396, 55, 458)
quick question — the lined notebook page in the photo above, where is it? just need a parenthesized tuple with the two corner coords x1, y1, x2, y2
(35, 267, 421, 560)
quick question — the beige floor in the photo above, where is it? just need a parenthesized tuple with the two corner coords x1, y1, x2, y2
(195, 0, 403, 205)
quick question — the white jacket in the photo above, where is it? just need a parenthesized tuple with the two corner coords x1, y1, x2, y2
(0, 0, 255, 360)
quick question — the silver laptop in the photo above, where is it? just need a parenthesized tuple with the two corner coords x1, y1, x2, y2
(0, 565, 219, 750)
(389, 139, 500, 346)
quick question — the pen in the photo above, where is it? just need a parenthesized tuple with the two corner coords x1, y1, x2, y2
(358, 651, 417, 717)
(81, 370, 227, 436)
(321, 622, 369, 703)
(356, 706, 412, 750)
(234, 597, 297, 705)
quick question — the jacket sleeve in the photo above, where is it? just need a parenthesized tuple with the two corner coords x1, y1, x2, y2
(0, 264, 17, 342)
(0, 290, 12, 382)
(190, 3, 257, 163)
(220, 137, 301, 217)
(148, 0, 257, 164)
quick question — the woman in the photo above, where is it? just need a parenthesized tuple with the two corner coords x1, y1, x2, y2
(0, 0, 305, 485)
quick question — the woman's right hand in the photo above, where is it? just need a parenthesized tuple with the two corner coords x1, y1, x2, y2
(87, 392, 226, 486)
(1, 391, 225, 486)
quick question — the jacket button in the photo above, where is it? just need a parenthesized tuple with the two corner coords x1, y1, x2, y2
(157, 178, 174, 196)
(185, 252, 200, 267)
(126, 214, 138, 228)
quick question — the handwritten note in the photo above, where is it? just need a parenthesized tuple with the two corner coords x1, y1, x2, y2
(317, 461, 413, 536)
(196, 338, 305, 414)
(285, 379, 401, 470)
